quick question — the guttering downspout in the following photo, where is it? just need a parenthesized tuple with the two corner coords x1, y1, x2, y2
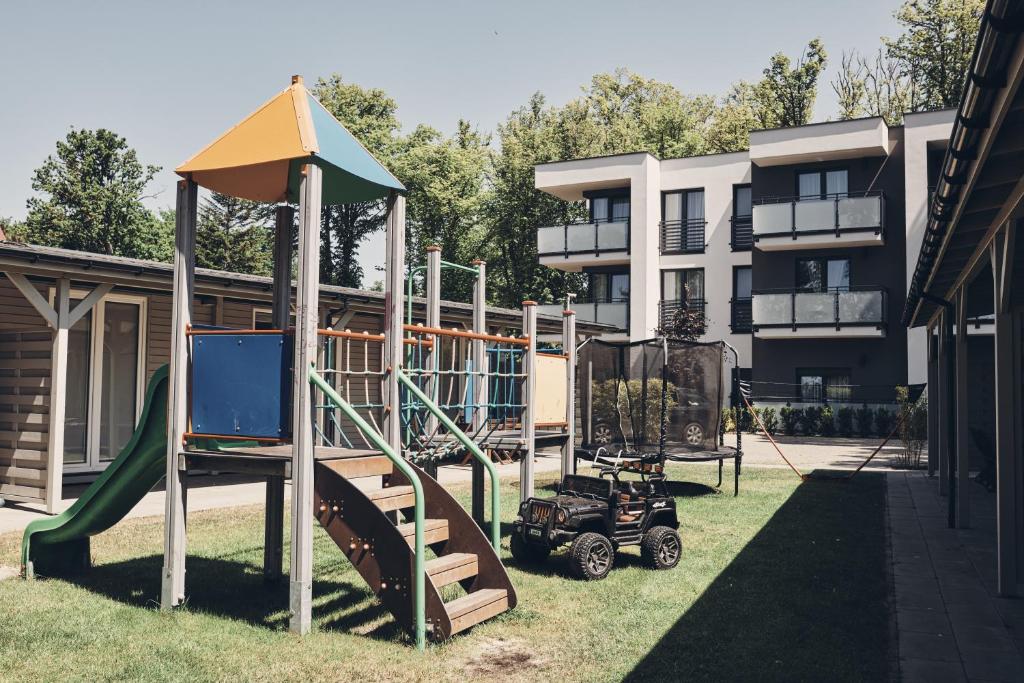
(921, 292, 957, 529)
(904, 0, 1024, 326)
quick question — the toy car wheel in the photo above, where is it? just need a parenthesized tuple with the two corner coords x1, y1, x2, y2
(511, 532, 551, 564)
(593, 422, 614, 445)
(641, 526, 682, 570)
(683, 422, 704, 446)
(568, 532, 614, 580)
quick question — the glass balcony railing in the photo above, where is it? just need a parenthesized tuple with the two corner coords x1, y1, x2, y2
(659, 218, 706, 254)
(538, 298, 629, 331)
(537, 219, 629, 258)
(751, 192, 885, 240)
(751, 288, 887, 331)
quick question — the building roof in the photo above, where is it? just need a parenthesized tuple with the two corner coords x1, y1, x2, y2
(904, 0, 1024, 327)
(0, 241, 610, 336)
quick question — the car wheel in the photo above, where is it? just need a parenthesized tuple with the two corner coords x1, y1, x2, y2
(593, 422, 614, 445)
(511, 531, 551, 564)
(683, 422, 704, 446)
(641, 526, 682, 570)
(567, 532, 614, 580)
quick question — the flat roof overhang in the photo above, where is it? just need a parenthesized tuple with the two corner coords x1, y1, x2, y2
(534, 152, 650, 201)
(749, 117, 890, 167)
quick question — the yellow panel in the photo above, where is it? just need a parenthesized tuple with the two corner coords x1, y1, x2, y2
(189, 159, 292, 203)
(176, 84, 310, 174)
(534, 354, 568, 425)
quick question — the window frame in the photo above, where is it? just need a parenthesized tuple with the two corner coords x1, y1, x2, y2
(796, 168, 849, 200)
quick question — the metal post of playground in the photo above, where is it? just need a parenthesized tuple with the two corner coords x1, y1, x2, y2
(470, 259, 487, 526)
(520, 301, 537, 501)
(423, 246, 442, 475)
(561, 307, 576, 478)
(161, 178, 196, 611)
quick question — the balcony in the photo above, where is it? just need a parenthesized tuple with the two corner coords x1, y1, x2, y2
(658, 298, 706, 330)
(731, 215, 753, 251)
(731, 297, 752, 333)
(660, 218, 706, 255)
(538, 298, 629, 332)
(751, 192, 885, 251)
(537, 219, 629, 271)
(751, 288, 887, 339)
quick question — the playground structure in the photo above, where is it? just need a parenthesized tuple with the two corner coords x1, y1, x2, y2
(20, 76, 579, 650)
(576, 338, 743, 495)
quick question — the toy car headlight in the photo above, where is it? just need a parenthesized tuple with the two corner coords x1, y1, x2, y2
(556, 508, 567, 524)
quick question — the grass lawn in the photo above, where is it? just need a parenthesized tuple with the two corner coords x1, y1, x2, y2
(0, 465, 889, 682)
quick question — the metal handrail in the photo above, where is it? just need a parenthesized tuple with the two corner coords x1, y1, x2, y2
(730, 215, 753, 251)
(308, 367, 426, 651)
(753, 189, 885, 205)
(659, 217, 707, 254)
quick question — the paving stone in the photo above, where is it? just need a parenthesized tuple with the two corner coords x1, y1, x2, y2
(951, 624, 1018, 653)
(899, 630, 962, 662)
(899, 658, 967, 683)
(940, 586, 994, 607)
(897, 587, 948, 611)
(960, 649, 1024, 682)
(899, 607, 953, 635)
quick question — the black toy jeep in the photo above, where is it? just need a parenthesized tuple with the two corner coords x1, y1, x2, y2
(511, 462, 681, 580)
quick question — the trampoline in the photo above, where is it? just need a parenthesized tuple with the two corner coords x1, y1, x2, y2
(576, 337, 743, 495)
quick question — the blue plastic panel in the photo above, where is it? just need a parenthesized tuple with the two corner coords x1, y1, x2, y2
(191, 333, 293, 439)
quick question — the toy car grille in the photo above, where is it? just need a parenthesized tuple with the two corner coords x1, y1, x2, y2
(529, 502, 552, 524)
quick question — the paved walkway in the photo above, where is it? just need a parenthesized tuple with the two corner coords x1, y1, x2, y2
(0, 452, 566, 536)
(888, 470, 1024, 682)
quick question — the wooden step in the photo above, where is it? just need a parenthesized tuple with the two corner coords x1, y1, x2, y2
(367, 485, 415, 512)
(444, 588, 510, 635)
(320, 454, 393, 479)
(425, 552, 478, 587)
(396, 519, 449, 546)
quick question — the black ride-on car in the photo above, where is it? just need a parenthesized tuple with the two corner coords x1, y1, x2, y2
(511, 462, 681, 580)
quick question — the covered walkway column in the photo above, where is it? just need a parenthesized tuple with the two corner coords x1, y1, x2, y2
(954, 287, 970, 528)
(991, 221, 1021, 596)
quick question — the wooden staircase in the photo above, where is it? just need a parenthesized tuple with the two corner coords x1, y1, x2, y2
(314, 453, 516, 640)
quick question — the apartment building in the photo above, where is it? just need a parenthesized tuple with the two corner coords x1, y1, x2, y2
(535, 111, 956, 405)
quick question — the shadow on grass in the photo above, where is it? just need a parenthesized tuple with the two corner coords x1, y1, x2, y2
(623, 469, 889, 682)
(59, 553, 403, 641)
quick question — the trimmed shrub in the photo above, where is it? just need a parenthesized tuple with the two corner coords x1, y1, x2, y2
(874, 407, 895, 437)
(736, 404, 753, 433)
(856, 404, 875, 438)
(760, 407, 779, 436)
(801, 406, 822, 435)
(722, 407, 736, 433)
(780, 406, 801, 435)
(836, 407, 855, 437)
(746, 406, 762, 434)
(819, 405, 835, 436)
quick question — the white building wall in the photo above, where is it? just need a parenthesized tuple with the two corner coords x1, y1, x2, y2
(659, 152, 753, 365)
(903, 110, 955, 383)
(630, 156, 662, 338)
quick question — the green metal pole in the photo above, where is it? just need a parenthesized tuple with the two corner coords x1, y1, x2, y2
(397, 369, 501, 552)
(308, 367, 426, 650)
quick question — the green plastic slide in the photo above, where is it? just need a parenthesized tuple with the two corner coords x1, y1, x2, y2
(22, 364, 169, 577)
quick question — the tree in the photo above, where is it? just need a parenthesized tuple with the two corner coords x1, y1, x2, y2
(311, 74, 401, 287)
(832, 51, 868, 120)
(654, 287, 708, 341)
(884, 0, 984, 110)
(754, 39, 828, 128)
(22, 128, 168, 259)
(832, 48, 916, 125)
(195, 192, 275, 275)
(392, 121, 491, 302)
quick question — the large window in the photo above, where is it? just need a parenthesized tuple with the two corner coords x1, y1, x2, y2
(733, 185, 752, 218)
(588, 271, 630, 302)
(798, 369, 852, 402)
(661, 189, 706, 253)
(796, 257, 850, 292)
(590, 195, 630, 223)
(733, 266, 752, 300)
(661, 268, 704, 303)
(798, 169, 848, 199)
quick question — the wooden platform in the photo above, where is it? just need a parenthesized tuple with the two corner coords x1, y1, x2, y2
(180, 445, 379, 478)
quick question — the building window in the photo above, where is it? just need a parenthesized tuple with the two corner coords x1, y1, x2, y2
(661, 189, 706, 253)
(661, 268, 704, 304)
(589, 195, 630, 223)
(731, 185, 753, 251)
(732, 266, 752, 333)
(796, 257, 850, 292)
(797, 369, 852, 402)
(797, 169, 848, 199)
(588, 271, 629, 302)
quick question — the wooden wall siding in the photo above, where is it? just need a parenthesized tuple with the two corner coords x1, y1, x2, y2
(0, 278, 51, 331)
(0, 329, 51, 502)
(145, 294, 215, 380)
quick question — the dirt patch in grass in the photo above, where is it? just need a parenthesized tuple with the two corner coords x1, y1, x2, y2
(462, 637, 550, 679)
(0, 565, 18, 581)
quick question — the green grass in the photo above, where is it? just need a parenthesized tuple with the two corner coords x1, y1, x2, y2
(0, 465, 889, 682)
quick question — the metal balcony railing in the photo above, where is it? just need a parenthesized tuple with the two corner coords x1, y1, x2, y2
(537, 298, 629, 331)
(659, 218, 706, 254)
(731, 215, 753, 251)
(751, 287, 887, 331)
(658, 298, 707, 329)
(751, 191, 885, 241)
(536, 218, 630, 258)
(731, 297, 752, 333)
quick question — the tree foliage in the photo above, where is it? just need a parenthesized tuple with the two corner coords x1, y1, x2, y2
(195, 192, 275, 275)
(22, 128, 167, 259)
(753, 39, 828, 128)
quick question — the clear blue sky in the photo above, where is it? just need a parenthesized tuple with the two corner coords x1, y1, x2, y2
(0, 0, 904, 279)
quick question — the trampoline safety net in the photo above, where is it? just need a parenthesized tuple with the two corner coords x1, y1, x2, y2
(579, 338, 727, 454)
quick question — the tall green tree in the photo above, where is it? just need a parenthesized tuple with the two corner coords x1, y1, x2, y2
(393, 120, 491, 301)
(195, 192, 275, 275)
(22, 128, 169, 259)
(312, 74, 400, 287)
(754, 39, 828, 127)
(884, 0, 984, 110)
